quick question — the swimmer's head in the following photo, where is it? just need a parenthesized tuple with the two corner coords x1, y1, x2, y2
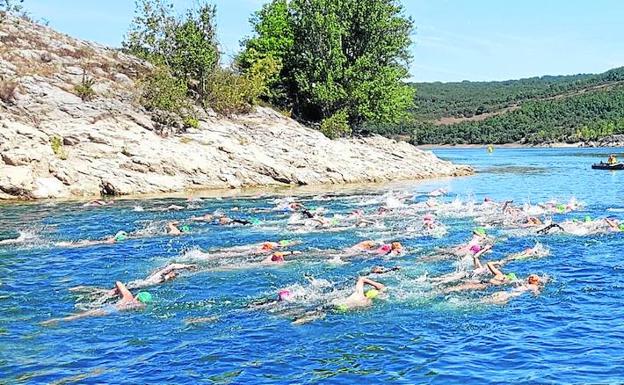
(277, 289, 292, 301)
(584, 215, 592, 223)
(619, 224, 624, 232)
(505, 272, 518, 281)
(334, 303, 349, 313)
(113, 231, 128, 242)
(261, 242, 276, 251)
(423, 214, 434, 222)
(377, 244, 392, 254)
(391, 242, 403, 251)
(473, 227, 486, 237)
(527, 274, 540, 285)
(136, 291, 153, 304)
(180, 225, 191, 232)
(271, 252, 285, 262)
(469, 244, 481, 254)
(556, 204, 566, 212)
(250, 218, 261, 225)
(365, 289, 379, 299)
(484, 197, 492, 202)
(279, 239, 292, 247)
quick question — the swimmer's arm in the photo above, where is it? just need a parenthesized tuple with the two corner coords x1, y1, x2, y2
(114, 281, 135, 302)
(486, 262, 505, 279)
(360, 277, 386, 291)
(605, 218, 618, 229)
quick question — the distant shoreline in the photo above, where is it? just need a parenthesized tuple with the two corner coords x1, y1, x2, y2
(416, 142, 623, 150)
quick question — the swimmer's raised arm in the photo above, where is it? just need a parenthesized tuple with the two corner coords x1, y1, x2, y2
(114, 281, 134, 302)
(486, 262, 505, 280)
(359, 277, 386, 291)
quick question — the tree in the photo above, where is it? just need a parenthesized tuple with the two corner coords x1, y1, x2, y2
(289, 0, 415, 129)
(237, 0, 293, 106)
(123, 0, 219, 97)
(239, 0, 415, 132)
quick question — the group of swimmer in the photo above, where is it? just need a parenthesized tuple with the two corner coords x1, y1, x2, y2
(40, 190, 622, 325)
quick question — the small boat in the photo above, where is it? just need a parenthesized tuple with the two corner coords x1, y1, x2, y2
(592, 162, 624, 170)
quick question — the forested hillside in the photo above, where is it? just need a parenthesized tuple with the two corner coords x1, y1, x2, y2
(380, 66, 624, 145)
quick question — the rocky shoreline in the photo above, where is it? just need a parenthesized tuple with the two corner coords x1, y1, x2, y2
(0, 18, 471, 201)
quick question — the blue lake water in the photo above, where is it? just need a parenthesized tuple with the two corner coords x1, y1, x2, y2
(2, 147, 624, 384)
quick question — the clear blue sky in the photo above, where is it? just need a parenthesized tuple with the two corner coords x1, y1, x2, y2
(25, 0, 624, 82)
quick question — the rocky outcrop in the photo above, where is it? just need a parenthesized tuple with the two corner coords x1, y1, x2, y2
(0, 17, 471, 200)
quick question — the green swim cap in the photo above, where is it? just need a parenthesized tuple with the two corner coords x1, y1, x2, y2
(365, 289, 379, 299)
(180, 225, 191, 232)
(584, 215, 592, 223)
(557, 204, 566, 212)
(136, 292, 153, 303)
(331, 218, 339, 226)
(474, 227, 486, 236)
(334, 304, 349, 312)
(279, 239, 292, 247)
(505, 273, 517, 281)
(618, 224, 624, 232)
(114, 231, 127, 242)
(250, 218, 261, 225)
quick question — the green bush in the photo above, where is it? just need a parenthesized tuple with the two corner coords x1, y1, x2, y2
(50, 136, 67, 159)
(74, 72, 95, 101)
(139, 67, 191, 121)
(320, 110, 351, 139)
(183, 116, 199, 129)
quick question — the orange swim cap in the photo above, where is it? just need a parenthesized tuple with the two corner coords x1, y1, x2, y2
(261, 242, 276, 251)
(391, 242, 403, 250)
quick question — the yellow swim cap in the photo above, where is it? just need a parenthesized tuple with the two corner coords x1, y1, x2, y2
(365, 289, 379, 299)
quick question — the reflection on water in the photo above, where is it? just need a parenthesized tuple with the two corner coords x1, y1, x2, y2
(1, 147, 624, 384)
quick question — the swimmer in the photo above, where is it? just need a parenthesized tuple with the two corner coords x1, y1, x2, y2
(483, 274, 544, 304)
(364, 266, 401, 276)
(83, 200, 113, 207)
(429, 188, 448, 197)
(167, 221, 183, 235)
(191, 213, 214, 222)
(347, 240, 379, 253)
(262, 250, 302, 264)
(126, 263, 198, 290)
(42, 281, 150, 325)
(376, 242, 403, 256)
(499, 243, 549, 264)
(332, 277, 386, 311)
(218, 217, 252, 226)
(55, 230, 130, 248)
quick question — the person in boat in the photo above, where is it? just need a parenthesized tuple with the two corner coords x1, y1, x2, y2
(42, 281, 151, 325)
(608, 154, 618, 165)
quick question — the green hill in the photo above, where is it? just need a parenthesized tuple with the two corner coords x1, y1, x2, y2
(370, 67, 624, 144)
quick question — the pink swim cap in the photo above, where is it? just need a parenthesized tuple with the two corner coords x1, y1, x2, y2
(377, 244, 392, 254)
(470, 245, 481, 254)
(278, 289, 292, 301)
(423, 214, 434, 222)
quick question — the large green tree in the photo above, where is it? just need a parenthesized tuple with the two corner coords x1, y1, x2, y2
(123, 0, 219, 97)
(240, 0, 415, 133)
